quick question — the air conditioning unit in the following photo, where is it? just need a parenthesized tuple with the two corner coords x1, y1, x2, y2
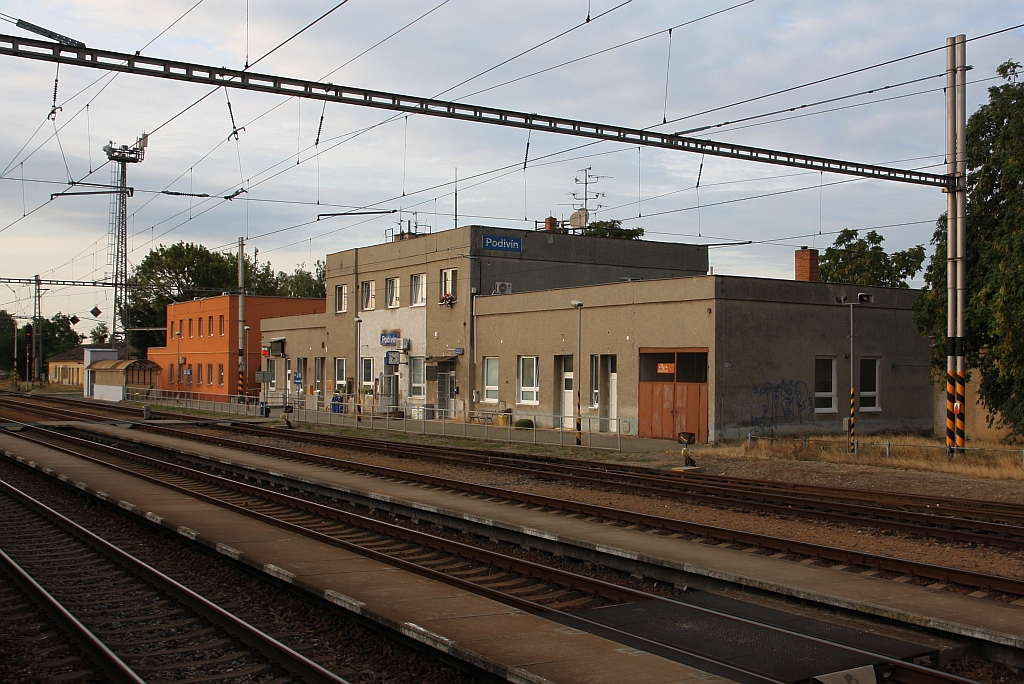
(397, 338, 411, 351)
(495, 282, 513, 295)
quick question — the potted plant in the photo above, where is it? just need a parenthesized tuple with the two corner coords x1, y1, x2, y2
(439, 293, 457, 307)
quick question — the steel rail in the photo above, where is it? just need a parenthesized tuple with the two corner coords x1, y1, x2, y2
(0, 546, 146, 684)
(0, 425, 979, 684)
(0, 34, 953, 188)
(69, 419, 1024, 597)
(212, 424, 1024, 547)
(0, 478, 351, 684)
(4, 395, 1023, 536)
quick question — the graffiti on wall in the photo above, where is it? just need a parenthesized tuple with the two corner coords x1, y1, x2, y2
(749, 379, 813, 432)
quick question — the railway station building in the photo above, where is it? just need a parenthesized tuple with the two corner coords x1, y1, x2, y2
(260, 227, 934, 442)
(147, 294, 325, 399)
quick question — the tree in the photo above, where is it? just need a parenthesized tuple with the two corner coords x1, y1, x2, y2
(0, 311, 15, 372)
(125, 242, 327, 354)
(913, 61, 1024, 436)
(39, 313, 83, 359)
(818, 229, 925, 288)
(89, 321, 110, 344)
(583, 219, 644, 240)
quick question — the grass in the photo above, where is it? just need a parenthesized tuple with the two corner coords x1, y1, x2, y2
(704, 433, 1024, 481)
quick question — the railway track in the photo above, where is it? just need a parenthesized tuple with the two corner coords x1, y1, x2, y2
(5, 392, 1024, 550)
(0, 476, 350, 684)
(0, 421, 984, 684)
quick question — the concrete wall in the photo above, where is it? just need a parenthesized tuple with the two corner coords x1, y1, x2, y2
(93, 383, 124, 402)
(261, 313, 329, 400)
(468, 225, 707, 295)
(715, 278, 932, 438)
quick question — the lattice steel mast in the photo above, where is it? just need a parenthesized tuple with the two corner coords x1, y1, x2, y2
(102, 138, 145, 350)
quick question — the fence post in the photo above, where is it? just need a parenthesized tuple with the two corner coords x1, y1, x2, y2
(886, 441, 891, 458)
(854, 438, 859, 456)
(616, 417, 621, 451)
(747, 433, 752, 450)
(533, 416, 537, 444)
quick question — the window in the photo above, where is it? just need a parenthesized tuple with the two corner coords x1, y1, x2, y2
(207, 364, 213, 385)
(411, 273, 427, 306)
(198, 317, 203, 338)
(219, 315, 225, 336)
(334, 358, 346, 392)
(208, 316, 213, 336)
(860, 358, 880, 411)
(518, 356, 539, 404)
(169, 321, 174, 341)
(590, 355, 600, 407)
(361, 357, 374, 389)
(440, 268, 457, 301)
(483, 357, 499, 402)
(409, 357, 426, 398)
(385, 277, 400, 308)
(335, 284, 348, 313)
(814, 358, 836, 412)
(266, 358, 277, 390)
(217, 363, 225, 386)
(188, 319, 194, 338)
(197, 363, 203, 384)
(360, 280, 375, 310)
(169, 363, 175, 384)
(186, 364, 193, 385)
(179, 320, 184, 338)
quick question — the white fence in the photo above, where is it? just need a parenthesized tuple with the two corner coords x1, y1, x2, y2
(124, 387, 628, 450)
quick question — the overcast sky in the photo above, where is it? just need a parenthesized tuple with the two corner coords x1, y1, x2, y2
(1, 0, 1020, 329)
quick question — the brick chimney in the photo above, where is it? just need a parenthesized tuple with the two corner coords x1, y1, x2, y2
(544, 216, 559, 232)
(795, 247, 819, 282)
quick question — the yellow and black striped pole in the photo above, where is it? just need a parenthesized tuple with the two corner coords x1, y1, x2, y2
(946, 367, 956, 454)
(848, 386, 855, 453)
(955, 366, 966, 452)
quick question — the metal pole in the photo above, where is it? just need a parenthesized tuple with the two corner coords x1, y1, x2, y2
(955, 34, 968, 453)
(944, 36, 958, 455)
(849, 303, 855, 453)
(237, 237, 246, 402)
(572, 300, 583, 445)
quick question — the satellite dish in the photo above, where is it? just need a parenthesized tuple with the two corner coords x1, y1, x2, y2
(569, 209, 589, 230)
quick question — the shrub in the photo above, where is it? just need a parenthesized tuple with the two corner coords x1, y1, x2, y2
(514, 418, 534, 428)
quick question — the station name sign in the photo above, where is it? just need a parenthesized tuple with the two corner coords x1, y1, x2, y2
(482, 235, 522, 252)
(380, 332, 400, 346)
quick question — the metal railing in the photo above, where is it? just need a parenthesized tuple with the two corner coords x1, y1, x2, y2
(124, 388, 628, 451)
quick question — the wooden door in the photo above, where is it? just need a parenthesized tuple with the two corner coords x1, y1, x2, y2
(639, 382, 708, 441)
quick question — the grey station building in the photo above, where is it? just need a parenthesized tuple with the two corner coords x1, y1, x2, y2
(260, 226, 933, 442)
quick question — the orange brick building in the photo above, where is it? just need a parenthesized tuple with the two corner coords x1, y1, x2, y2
(147, 295, 325, 397)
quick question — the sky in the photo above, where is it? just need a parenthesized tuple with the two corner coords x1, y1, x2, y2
(0, 0, 1021, 332)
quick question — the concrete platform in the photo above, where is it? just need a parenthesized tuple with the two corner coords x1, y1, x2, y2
(0, 431, 732, 684)
(69, 422, 1024, 653)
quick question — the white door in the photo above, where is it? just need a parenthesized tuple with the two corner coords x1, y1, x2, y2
(562, 356, 574, 428)
(609, 371, 618, 429)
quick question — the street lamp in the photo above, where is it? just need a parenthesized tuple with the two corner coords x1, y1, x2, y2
(354, 316, 363, 422)
(836, 293, 873, 452)
(570, 300, 583, 446)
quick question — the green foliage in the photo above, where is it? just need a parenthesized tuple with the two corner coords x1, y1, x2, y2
(89, 321, 110, 344)
(914, 64, 1024, 436)
(0, 311, 84, 373)
(126, 242, 325, 354)
(582, 219, 644, 240)
(514, 418, 535, 428)
(818, 229, 925, 288)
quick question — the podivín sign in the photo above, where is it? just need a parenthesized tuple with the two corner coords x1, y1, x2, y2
(482, 235, 522, 252)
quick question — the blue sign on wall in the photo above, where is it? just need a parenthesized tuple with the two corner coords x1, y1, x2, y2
(380, 333, 400, 346)
(482, 235, 522, 252)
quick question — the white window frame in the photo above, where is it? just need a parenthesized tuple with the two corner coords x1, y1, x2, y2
(409, 357, 426, 398)
(335, 284, 348, 313)
(814, 357, 837, 413)
(267, 359, 277, 390)
(859, 357, 881, 412)
(483, 357, 499, 402)
(361, 357, 374, 390)
(440, 268, 457, 300)
(385, 277, 400, 308)
(334, 358, 346, 392)
(590, 355, 600, 407)
(411, 273, 427, 306)
(360, 280, 375, 311)
(518, 356, 539, 405)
